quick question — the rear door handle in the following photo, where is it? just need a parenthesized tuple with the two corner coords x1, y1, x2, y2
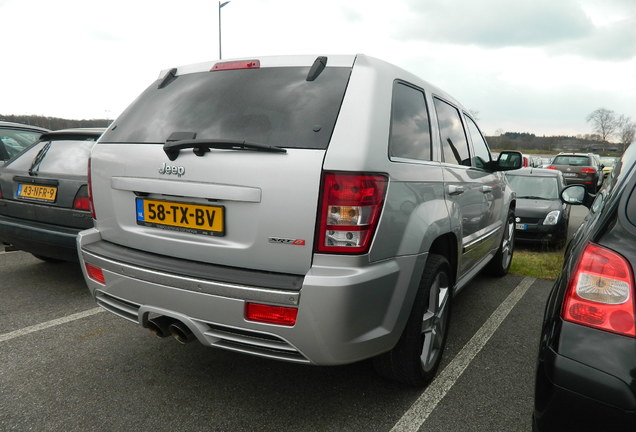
(447, 185, 465, 196)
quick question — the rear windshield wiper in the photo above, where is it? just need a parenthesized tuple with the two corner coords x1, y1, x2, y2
(164, 138, 286, 161)
(28, 141, 52, 176)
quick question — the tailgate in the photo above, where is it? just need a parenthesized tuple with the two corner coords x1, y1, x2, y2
(91, 144, 325, 275)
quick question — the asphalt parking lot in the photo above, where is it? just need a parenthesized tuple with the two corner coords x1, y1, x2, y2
(1, 249, 553, 432)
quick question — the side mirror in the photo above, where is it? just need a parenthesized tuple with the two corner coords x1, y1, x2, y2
(561, 184, 595, 208)
(493, 151, 523, 171)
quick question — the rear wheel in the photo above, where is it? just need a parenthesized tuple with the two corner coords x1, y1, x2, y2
(373, 254, 452, 387)
(485, 209, 515, 277)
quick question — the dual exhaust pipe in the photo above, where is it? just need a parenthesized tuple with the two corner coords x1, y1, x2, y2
(146, 316, 196, 344)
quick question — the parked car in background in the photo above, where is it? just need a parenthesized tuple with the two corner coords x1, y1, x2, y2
(533, 143, 636, 431)
(0, 121, 48, 161)
(505, 168, 570, 248)
(77, 54, 522, 387)
(0, 128, 104, 262)
(600, 156, 618, 179)
(547, 152, 604, 193)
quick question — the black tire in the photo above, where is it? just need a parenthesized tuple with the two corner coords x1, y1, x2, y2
(485, 209, 515, 277)
(373, 254, 452, 387)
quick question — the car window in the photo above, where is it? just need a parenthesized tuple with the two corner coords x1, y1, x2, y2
(506, 175, 559, 199)
(99, 67, 351, 150)
(552, 155, 591, 166)
(389, 82, 431, 161)
(434, 98, 470, 166)
(464, 115, 491, 169)
(6, 138, 97, 176)
(0, 129, 43, 160)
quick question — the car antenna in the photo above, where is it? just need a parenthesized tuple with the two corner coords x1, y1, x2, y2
(306, 56, 327, 81)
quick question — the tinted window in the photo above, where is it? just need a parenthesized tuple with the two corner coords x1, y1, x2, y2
(100, 67, 351, 150)
(6, 138, 96, 176)
(552, 155, 591, 166)
(0, 129, 43, 160)
(434, 98, 470, 166)
(465, 115, 491, 169)
(389, 82, 431, 161)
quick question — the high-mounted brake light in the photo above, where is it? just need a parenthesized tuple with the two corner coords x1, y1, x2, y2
(85, 263, 105, 284)
(245, 303, 298, 326)
(315, 173, 388, 254)
(562, 243, 636, 337)
(87, 158, 95, 219)
(211, 60, 260, 71)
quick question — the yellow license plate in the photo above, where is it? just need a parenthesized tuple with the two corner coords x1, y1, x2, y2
(135, 198, 225, 236)
(17, 183, 58, 202)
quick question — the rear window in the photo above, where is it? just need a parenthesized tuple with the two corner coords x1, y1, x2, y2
(552, 155, 591, 166)
(6, 138, 97, 176)
(100, 66, 351, 150)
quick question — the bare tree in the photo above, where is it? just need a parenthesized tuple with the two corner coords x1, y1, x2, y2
(617, 115, 636, 152)
(586, 108, 617, 142)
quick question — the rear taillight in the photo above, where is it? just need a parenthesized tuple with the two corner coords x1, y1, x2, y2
(546, 165, 557, 170)
(72, 185, 90, 211)
(315, 172, 388, 254)
(581, 168, 596, 174)
(0, 187, 3, 199)
(562, 243, 635, 337)
(85, 263, 105, 284)
(87, 157, 95, 219)
(245, 303, 297, 326)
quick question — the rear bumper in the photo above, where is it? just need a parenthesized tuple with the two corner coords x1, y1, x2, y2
(0, 214, 82, 261)
(533, 347, 636, 431)
(77, 228, 424, 365)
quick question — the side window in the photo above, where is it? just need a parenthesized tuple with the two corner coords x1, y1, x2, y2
(465, 115, 491, 170)
(433, 98, 470, 166)
(389, 82, 431, 161)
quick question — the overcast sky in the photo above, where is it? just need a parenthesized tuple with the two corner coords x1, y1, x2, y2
(1, 0, 634, 137)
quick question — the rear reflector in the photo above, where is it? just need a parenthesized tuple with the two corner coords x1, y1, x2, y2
(211, 60, 260, 71)
(245, 303, 298, 326)
(562, 243, 635, 337)
(85, 263, 105, 284)
(316, 172, 388, 254)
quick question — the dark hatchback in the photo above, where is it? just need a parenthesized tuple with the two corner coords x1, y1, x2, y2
(533, 144, 636, 431)
(0, 121, 49, 161)
(506, 168, 570, 248)
(0, 128, 103, 262)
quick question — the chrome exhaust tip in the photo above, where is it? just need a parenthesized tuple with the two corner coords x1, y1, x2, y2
(169, 321, 196, 344)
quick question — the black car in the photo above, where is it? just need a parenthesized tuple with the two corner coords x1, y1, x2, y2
(0, 128, 104, 262)
(0, 121, 49, 161)
(533, 144, 636, 431)
(506, 167, 570, 248)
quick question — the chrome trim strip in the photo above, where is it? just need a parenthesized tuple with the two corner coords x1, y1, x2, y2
(463, 225, 501, 253)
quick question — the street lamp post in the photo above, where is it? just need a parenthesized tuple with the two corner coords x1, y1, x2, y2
(219, 1, 231, 59)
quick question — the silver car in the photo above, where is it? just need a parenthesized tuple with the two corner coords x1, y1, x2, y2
(78, 55, 521, 386)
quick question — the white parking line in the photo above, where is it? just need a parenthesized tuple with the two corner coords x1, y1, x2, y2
(390, 276, 536, 432)
(0, 307, 104, 343)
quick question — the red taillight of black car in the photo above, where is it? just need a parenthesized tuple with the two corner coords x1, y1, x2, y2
(72, 185, 91, 211)
(562, 243, 636, 337)
(315, 172, 388, 254)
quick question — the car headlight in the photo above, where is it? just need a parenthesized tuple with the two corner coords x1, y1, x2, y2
(543, 210, 560, 226)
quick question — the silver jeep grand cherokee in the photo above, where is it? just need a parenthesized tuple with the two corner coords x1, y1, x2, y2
(78, 54, 521, 386)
